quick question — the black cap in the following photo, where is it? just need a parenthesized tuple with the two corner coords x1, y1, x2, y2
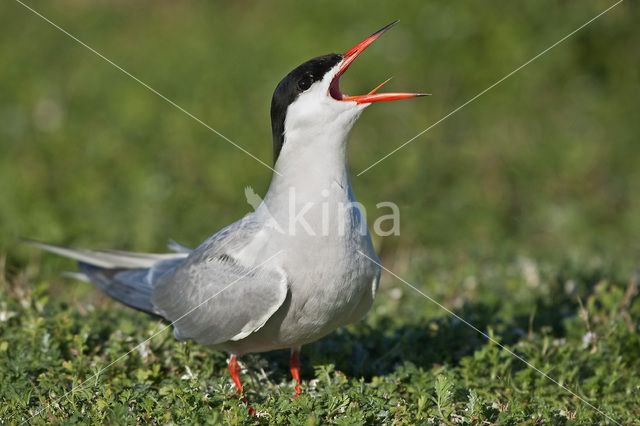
(270, 53, 343, 164)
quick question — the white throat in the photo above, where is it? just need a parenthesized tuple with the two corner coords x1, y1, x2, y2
(266, 106, 363, 204)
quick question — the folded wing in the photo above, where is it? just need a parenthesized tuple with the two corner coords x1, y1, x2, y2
(152, 254, 288, 345)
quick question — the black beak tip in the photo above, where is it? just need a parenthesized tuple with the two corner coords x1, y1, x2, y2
(374, 20, 400, 36)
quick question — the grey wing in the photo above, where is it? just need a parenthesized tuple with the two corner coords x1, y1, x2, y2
(152, 255, 288, 346)
(150, 216, 286, 345)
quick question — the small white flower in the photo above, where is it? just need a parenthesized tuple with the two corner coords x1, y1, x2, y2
(581, 331, 597, 348)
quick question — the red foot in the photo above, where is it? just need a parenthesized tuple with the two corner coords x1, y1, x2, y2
(228, 355, 254, 415)
(244, 397, 255, 416)
(290, 348, 302, 395)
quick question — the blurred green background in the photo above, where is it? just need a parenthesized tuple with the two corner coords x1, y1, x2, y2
(1, 0, 638, 278)
(2, 1, 640, 423)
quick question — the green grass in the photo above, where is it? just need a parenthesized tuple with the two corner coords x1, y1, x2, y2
(1, 0, 639, 424)
(2, 255, 639, 424)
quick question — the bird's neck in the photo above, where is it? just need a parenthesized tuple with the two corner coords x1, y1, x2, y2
(265, 129, 352, 205)
(257, 127, 368, 239)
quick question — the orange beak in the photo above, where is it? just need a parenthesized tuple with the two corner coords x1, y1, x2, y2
(329, 20, 429, 104)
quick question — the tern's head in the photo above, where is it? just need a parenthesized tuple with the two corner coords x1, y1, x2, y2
(271, 21, 427, 165)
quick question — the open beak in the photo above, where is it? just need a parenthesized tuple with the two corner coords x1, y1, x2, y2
(329, 20, 429, 104)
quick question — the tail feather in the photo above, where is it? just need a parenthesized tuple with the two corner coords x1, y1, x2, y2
(25, 239, 188, 268)
(167, 239, 192, 254)
(26, 239, 187, 317)
(61, 271, 90, 282)
(79, 263, 157, 315)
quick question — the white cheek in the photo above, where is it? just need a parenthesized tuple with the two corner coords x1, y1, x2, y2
(287, 93, 327, 128)
(286, 90, 361, 134)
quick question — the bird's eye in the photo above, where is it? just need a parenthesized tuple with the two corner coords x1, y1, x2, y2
(298, 75, 312, 91)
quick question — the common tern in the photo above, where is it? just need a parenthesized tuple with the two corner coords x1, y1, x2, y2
(30, 21, 425, 408)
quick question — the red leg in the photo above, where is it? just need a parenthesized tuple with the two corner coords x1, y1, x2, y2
(290, 347, 302, 394)
(228, 355, 255, 415)
(228, 354, 243, 394)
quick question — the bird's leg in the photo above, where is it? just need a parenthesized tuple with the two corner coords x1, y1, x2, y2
(228, 354, 255, 415)
(228, 354, 244, 394)
(289, 347, 302, 394)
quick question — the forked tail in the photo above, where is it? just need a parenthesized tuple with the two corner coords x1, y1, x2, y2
(25, 240, 188, 316)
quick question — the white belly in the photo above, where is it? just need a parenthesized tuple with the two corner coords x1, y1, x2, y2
(219, 225, 380, 355)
